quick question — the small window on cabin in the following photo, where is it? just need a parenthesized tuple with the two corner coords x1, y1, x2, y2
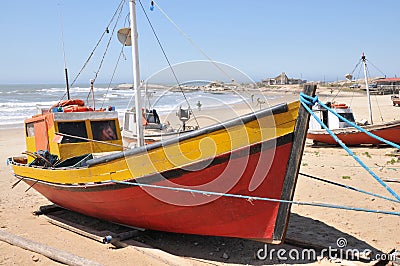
(91, 120, 117, 141)
(26, 122, 35, 137)
(124, 112, 130, 129)
(57, 122, 88, 143)
(341, 113, 355, 122)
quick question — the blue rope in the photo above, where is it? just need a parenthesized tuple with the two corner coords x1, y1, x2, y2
(300, 93, 400, 201)
(300, 172, 400, 204)
(111, 180, 400, 216)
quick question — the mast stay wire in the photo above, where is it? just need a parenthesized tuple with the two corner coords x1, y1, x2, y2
(329, 58, 361, 103)
(354, 57, 385, 123)
(368, 60, 387, 78)
(58, 4, 68, 73)
(70, 0, 126, 88)
(100, 44, 127, 109)
(100, 14, 131, 109)
(57, 4, 70, 100)
(85, 1, 125, 106)
(368, 66, 384, 122)
(365, 56, 386, 122)
(89, 0, 125, 85)
(137, 0, 200, 128)
(152, 1, 257, 101)
(349, 59, 362, 78)
(151, 1, 234, 83)
(57, 0, 126, 102)
(331, 54, 384, 105)
(330, 55, 385, 123)
(330, 57, 362, 103)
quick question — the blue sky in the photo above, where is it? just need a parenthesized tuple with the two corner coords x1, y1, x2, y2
(1, 0, 399, 84)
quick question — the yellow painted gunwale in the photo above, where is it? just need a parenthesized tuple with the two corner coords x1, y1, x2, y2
(12, 101, 300, 184)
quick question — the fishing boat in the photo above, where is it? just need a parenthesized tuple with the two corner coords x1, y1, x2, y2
(392, 95, 400, 106)
(307, 53, 400, 146)
(7, 0, 315, 243)
(390, 83, 400, 106)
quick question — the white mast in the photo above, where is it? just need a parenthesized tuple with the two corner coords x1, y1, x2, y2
(361, 53, 373, 125)
(129, 0, 144, 146)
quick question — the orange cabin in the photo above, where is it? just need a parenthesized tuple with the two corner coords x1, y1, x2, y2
(24, 110, 123, 163)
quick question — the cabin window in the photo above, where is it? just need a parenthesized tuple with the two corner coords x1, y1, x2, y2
(26, 122, 35, 137)
(124, 113, 130, 129)
(91, 120, 117, 141)
(57, 122, 88, 143)
(340, 113, 355, 122)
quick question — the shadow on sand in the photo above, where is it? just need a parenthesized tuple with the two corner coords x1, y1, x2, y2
(38, 205, 383, 265)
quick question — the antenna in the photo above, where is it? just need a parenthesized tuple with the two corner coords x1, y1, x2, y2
(58, 3, 70, 100)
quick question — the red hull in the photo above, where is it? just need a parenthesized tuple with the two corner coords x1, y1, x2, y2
(307, 123, 400, 145)
(23, 138, 293, 241)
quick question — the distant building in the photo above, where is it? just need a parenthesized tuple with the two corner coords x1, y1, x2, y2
(261, 72, 306, 85)
(376, 77, 400, 94)
(376, 77, 400, 85)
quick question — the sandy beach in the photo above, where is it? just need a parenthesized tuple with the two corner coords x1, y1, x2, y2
(0, 85, 399, 265)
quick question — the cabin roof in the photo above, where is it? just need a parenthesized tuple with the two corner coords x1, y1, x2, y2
(53, 111, 119, 121)
(25, 111, 119, 124)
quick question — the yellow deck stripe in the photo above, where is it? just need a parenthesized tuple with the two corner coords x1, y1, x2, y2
(12, 101, 300, 184)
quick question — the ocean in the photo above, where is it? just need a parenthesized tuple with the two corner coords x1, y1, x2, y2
(0, 84, 279, 129)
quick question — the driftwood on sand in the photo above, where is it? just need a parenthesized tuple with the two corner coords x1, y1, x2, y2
(0, 230, 101, 266)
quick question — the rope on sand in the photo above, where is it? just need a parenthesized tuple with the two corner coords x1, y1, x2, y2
(299, 172, 400, 204)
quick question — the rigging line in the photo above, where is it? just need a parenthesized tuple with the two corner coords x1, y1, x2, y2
(101, 41, 127, 109)
(367, 59, 386, 78)
(137, 0, 200, 128)
(365, 66, 384, 122)
(57, 4, 68, 74)
(363, 61, 384, 123)
(87, 0, 125, 104)
(91, 0, 125, 85)
(330, 83, 344, 102)
(348, 84, 356, 107)
(152, 1, 256, 102)
(101, 14, 130, 109)
(349, 59, 362, 77)
(70, 0, 126, 88)
(299, 172, 400, 204)
(57, 3, 70, 102)
(356, 61, 363, 81)
(111, 180, 400, 216)
(373, 93, 384, 122)
(152, 0, 234, 83)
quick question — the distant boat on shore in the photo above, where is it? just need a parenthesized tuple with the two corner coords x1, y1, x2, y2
(307, 53, 400, 146)
(307, 103, 400, 145)
(391, 95, 400, 106)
